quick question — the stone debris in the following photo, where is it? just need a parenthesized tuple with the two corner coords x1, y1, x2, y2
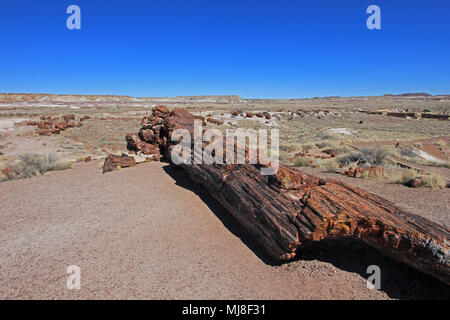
(26, 114, 91, 136)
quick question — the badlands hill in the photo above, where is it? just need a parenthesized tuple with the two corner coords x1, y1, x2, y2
(0, 93, 245, 105)
(2, 92, 449, 106)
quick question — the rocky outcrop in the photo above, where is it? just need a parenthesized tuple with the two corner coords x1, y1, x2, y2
(125, 106, 450, 285)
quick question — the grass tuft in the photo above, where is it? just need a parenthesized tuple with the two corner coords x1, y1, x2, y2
(1, 153, 71, 182)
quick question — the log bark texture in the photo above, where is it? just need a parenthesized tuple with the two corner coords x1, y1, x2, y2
(128, 107, 450, 285)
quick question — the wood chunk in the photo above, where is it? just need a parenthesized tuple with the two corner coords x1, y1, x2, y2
(102, 154, 136, 173)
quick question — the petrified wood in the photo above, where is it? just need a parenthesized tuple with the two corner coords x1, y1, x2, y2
(103, 154, 136, 173)
(128, 107, 450, 285)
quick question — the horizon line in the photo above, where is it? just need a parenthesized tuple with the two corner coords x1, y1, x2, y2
(1, 91, 449, 100)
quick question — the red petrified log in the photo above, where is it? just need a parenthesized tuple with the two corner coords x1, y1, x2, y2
(128, 107, 450, 285)
(102, 154, 136, 173)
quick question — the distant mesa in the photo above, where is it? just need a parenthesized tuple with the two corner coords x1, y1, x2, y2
(1, 92, 449, 104)
(384, 92, 432, 97)
(0, 93, 245, 105)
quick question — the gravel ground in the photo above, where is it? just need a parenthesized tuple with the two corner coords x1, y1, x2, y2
(0, 162, 449, 299)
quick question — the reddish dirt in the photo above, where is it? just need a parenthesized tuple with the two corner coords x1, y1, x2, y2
(0, 162, 449, 299)
(353, 136, 449, 161)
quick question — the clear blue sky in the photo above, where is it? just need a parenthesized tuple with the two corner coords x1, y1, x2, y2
(0, 0, 449, 98)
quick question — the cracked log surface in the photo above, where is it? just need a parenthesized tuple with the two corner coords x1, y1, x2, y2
(127, 106, 450, 285)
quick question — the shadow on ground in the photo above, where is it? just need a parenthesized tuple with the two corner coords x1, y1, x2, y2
(163, 163, 450, 300)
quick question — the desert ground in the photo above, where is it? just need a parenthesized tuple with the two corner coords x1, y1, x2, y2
(0, 93, 449, 299)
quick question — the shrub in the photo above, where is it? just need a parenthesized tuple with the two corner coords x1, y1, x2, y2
(433, 139, 447, 147)
(294, 157, 312, 167)
(279, 152, 290, 164)
(338, 152, 362, 167)
(302, 143, 315, 150)
(325, 160, 339, 173)
(323, 145, 352, 156)
(280, 142, 300, 152)
(399, 147, 417, 158)
(388, 169, 446, 189)
(413, 142, 423, 149)
(359, 148, 388, 165)
(422, 172, 446, 189)
(388, 169, 417, 185)
(337, 148, 387, 167)
(382, 145, 399, 157)
(1, 153, 71, 181)
(311, 159, 325, 168)
(315, 141, 331, 149)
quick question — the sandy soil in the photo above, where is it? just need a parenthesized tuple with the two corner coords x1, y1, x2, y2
(1, 162, 449, 300)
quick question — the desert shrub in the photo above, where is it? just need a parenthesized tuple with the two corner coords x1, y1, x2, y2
(338, 152, 362, 167)
(318, 133, 336, 140)
(294, 157, 312, 167)
(399, 147, 417, 158)
(338, 148, 387, 167)
(388, 169, 446, 189)
(433, 139, 447, 147)
(422, 172, 446, 189)
(315, 141, 331, 149)
(1, 153, 71, 181)
(382, 145, 399, 157)
(322, 144, 352, 155)
(360, 148, 388, 165)
(302, 143, 316, 150)
(292, 156, 324, 168)
(413, 142, 423, 149)
(325, 160, 339, 173)
(388, 169, 417, 185)
(335, 145, 352, 154)
(311, 159, 325, 168)
(360, 170, 370, 179)
(280, 142, 298, 152)
(279, 152, 290, 163)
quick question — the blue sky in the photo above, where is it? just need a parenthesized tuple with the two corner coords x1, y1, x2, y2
(0, 0, 449, 98)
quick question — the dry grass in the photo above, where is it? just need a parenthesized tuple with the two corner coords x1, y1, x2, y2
(388, 169, 418, 185)
(1, 153, 71, 182)
(325, 159, 340, 173)
(294, 157, 312, 167)
(387, 169, 446, 189)
(294, 156, 324, 168)
(422, 172, 447, 189)
(433, 139, 447, 147)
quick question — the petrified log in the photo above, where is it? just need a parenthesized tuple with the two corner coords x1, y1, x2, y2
(102, 154, 136, 173)
(128, 107, 450, 285)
